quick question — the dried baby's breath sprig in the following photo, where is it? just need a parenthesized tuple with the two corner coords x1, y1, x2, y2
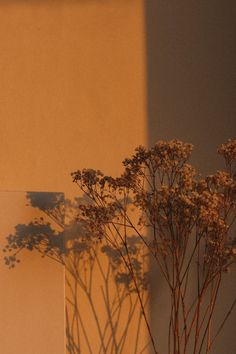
(70, 139, 236, 354)
(218, 138, 236, 177)
(3, 139, 236, 354)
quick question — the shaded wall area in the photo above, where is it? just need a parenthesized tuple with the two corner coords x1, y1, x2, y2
(145, 0, 236, 172)
(145, 1, 236, 353)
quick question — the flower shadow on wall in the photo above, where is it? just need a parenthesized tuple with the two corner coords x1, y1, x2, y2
(3, 139, 236, 354)
(3, 191, 149, 354)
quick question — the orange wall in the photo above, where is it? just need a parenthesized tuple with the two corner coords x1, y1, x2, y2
(0, 0, 146, 195)
(0, 1, 147, 353)
(0, 192, 65, 354)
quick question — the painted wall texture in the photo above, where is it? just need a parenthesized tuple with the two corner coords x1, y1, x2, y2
(0, 0, 146, 195)
(0, 192, 65, 354)
(0, 1, 147, 353)
(145, 0, 236, 173)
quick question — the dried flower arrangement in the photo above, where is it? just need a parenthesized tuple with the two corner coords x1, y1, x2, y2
(3, 139, 236, 354)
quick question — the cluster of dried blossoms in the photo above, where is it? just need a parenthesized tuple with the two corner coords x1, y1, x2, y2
(3, 139, 236, 354)
(71, 139, 236, 354)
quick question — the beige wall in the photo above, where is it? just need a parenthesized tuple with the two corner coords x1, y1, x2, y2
(0, 1, 147, 353)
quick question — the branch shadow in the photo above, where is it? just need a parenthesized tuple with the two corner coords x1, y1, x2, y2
(2, 191, 150, 354)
